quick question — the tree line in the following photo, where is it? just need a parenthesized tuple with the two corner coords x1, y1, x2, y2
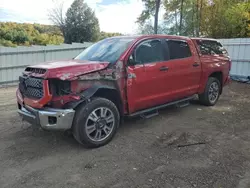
(0, 22, 64, 47)
(0, 0, 121, 47)
(1, 0, 249, 47)
(0, 21, 121, 47)
(138, 0, 250, 38)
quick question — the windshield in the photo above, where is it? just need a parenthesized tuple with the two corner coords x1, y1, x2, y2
(74, 38, 134, 63)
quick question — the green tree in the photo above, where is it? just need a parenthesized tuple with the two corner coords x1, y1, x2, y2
(0, 22, 64, 47)
(161, 0, 250, 38)
(138, 21, 154, 34)
(98, 31, 122, 40)
(137, 0, 162, 34)
(163, 0, 203, 36)
(200, 0, 250, 38)
(65, 0, 100, 43)
(137, 20, 168, 34)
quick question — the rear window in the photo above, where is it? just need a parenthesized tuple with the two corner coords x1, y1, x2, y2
(197, 40, 228, 55)
(166, 40, 192, 60)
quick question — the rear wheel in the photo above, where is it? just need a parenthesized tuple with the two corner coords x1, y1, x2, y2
(73, 97, 120, 148)
(199, 77, 221, 106)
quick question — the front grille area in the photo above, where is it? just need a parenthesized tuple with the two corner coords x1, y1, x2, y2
(25, 67, 47, 74)
(19, 76, 44, 99)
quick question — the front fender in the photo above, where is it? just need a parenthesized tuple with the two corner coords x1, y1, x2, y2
(63, 85, 117, 109)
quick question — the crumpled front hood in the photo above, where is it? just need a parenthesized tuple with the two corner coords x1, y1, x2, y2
(24, 60, 110, 80)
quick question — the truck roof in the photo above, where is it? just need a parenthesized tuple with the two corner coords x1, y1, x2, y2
(111, 35, 219, 42)
(191, 37, 219, 42)
(110, 34, 191, 41)
(110, 35, 221, 44)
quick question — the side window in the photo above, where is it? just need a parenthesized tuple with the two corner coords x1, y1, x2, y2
(167, 40, 192, 60)
(197, 40, 227, 55)
(135, 39, 164, 64)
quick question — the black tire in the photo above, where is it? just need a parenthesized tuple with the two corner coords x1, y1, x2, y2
(73, 97, 120, 148)
(198, 77, 221, 106)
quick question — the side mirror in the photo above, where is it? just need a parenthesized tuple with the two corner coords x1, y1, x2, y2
(128, 55, 140, 66)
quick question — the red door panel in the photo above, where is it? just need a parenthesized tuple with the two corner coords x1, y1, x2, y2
(162, 39, 201, 100)
(127, 61, 174, 113)
(126, 39, 171, 113)
(125, 38, 202, 114)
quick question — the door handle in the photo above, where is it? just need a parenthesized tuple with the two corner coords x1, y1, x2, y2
(159, 66, 169, 71)
(193, 62, 200, 67)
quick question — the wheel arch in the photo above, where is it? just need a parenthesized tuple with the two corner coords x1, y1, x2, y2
(209, 71, 223, 94)
(64, 85, 123, 116)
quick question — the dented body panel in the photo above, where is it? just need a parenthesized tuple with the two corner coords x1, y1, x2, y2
(24, 60, 110, 80)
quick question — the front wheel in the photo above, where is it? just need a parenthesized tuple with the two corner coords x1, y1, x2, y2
(199, 77, 221, 106)
(73, 97, 120, 148)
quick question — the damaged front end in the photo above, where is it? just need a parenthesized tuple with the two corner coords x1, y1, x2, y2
(17, 61, 125, 131)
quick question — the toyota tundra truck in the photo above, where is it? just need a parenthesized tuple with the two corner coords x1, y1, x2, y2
(17, 35, 231, 147)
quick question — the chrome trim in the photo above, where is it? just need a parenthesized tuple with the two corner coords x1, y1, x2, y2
(39, 108, 75, 130)
(18, 106, 37, 125)
(18, 105, 75, 131)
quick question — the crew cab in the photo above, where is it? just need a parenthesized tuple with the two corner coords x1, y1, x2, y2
(17, 35, 231, 147)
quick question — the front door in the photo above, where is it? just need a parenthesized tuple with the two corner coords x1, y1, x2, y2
(126, 39, 170, 113)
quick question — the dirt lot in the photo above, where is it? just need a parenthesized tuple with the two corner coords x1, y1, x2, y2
(0, 82, 250, 188)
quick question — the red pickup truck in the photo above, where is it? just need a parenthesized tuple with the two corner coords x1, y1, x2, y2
(17, 35, 231, 147)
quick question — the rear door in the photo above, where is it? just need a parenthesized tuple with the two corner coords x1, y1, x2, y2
(126, 38, 171, 113)
(162, 39, 202, 99)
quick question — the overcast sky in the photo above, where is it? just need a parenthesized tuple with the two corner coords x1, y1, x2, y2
(0, 0, 150, 34)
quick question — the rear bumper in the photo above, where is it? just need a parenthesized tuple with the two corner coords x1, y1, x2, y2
(18, 104, 75, 131)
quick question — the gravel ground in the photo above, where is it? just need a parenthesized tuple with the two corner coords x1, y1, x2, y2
(0, 82, 250, 188)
